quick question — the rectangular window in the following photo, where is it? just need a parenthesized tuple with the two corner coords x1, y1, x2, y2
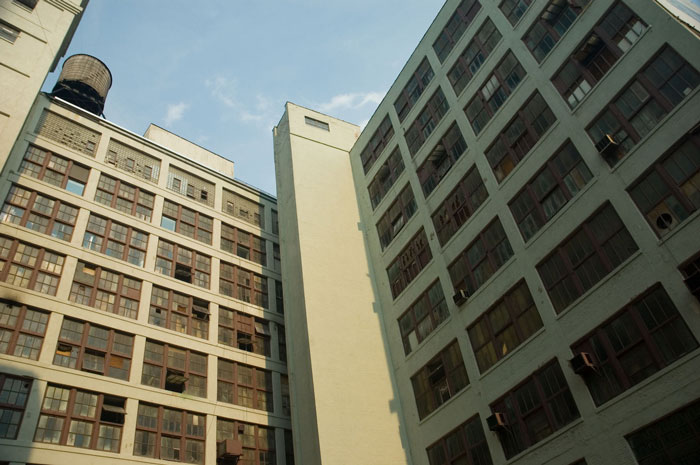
(411, 340, 469, 419)
(628, 134, 700, 237)
(134, 403, 205, 463)
(499, 0, 533, 26)
(19, 145, 90, 195)
(0, 235, 64, 295)
(537, 203, 638, 313)
(94, 173, 154, 221)
(587, 45, 700, 166)
(572, 285, 697, 406)
(467, 281, 543, 373)
(680, 254, 700, 299)
(221, 223, 267, 266)
(0, 20, 20, 43)
(155, 239, 211, 289)
(53, 318, 133, 381)
(426, 414, 493, 465)
(394, 57, 436, 122)
(465, 51, 526, 134)
(486, 91, 556, 183)
(490, 360, 579, 458)
(222, 189, 265, 229)
(35, 385, 125, 453)
(282, 375, 291, 417)
(217, 418, 274, 465)
(0, 301, 49, 360)
(273, 245, 281, 273)
(386, 228, 432, 299)
(69, 261, 141, 319)
(305, 116, 330, 131)
(279, 324, 287, 363)
(360, 115, 394, 174)
(448, 218, 513, 297)
(1, 185, 78, 241)
(376, 184, 417, 250)
(167, 167, 215, 208)
(432, 165, 488, 246)
(14, 0, 38, 10)
(417, 122, 469, 196)
(140, 341, 207, 398)
(219, 262, 269, 309)
(149, 286, 209, 339)
(405, 87, 450, 157)
(368, 147, 405, 209)
(523, 0, 589, 63)
(509, 140, 593, 242)
(448, 18, 502, 96)
(217, 307, 271, 358)
(626, 399, 700, 464)
(82, 213, 148, 267)
(272, 209, 279, 235)
(398, 280, 449, 355)
(217, 359, 273, 412)
(552, 2, 647, 108)
(161, 200, 213, 244)
(0, 374, 31, 439)
(433, 0, 482, 63)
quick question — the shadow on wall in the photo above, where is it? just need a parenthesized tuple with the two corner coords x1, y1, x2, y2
(0, 360, 40, 465)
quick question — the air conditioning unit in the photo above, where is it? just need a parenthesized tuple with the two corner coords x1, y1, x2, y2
(487, 412, 508, 431)
(453, 289, 469, 306)
(570, 352, 596, 375)
(683, 272, 700, 298)
(595, 134, 619, 155)
(217, 439, 243, 461)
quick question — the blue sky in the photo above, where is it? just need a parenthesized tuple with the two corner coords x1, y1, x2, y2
(42, 0, 700, 195)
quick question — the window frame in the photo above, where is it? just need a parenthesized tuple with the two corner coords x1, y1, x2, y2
(0, 301, 49, 360)
(221, 223, 267, 266)
(0, 373, 32, 440)
(394, 57, 436, 122)
(398, 280, 449, 356)
(448, 17, 502, 97)
(155, 239, 211, 289)
(161, 200, 213, 244)
(217, 358, 274, 412)
(426, 413, 493, 465)
(216, 418, 275, 465)
(0, 235, 64, 296)
(386, 228, 433, 299)
(94, 173, 154, 221)
(83, 213, 148, 267)
(522, 0, 589, 63)
(134, 403, 205, 463)
(499, 0, 533, 26)
(405, 87, 450, 157)
(219, 261, 269, 309)
(148, 286, 209, 340)
(140, 341, 208, 398)
(417, 122, 469, 197)
(360, 115, 395, 174)
(19, 145, 90, 195)
(1, 185, 79, 241)
(217, 306, 271, 358)
(433, 0, 482, 63)
(69, 261, 141, 319)
(376, 183, 417, 250)
(368, 146, 405, 210)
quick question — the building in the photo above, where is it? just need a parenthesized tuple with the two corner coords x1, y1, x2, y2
(0, 56, 293, 464)
(274, 1, 700, 465)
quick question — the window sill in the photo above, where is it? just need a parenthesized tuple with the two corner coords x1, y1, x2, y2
(417, 383, 473, 426)
(477, 326, 547, 381)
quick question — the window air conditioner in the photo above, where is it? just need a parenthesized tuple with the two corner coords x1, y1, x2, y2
(594, 134, 618, 155)
(570, 352, 596, 375)
(487, 412, 508, 431)
(453, 289, 469, 306)
(217, 439, 243, 461)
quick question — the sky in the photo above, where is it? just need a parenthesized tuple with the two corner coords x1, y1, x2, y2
(41, 0, 700, 196)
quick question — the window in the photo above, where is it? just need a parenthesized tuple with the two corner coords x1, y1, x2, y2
(218, 359, 273, 412)
(134, 403, 205, 464)
(0, 374, 31, 439)
(465, 51, 525, 134)
(94, 173, 154, 221)
(273, 245, 281, 272)
(19, 145, 90, 195)
(394, 58, 435, 122)
(490, 360, 579, 458)
(272, 209, 279, 235)
(537, 203, 638, 313)
(680, 254, 700, 299)
(432, 165, 488, 246)
(83, 214, 148, 267)
(217, 307, 271, 357)
(275, 279, 284, 313)
(360, 115, 394, 174)
(0, 235, 64, 295)
(417, 123, 469, 196)
(0, 301, 48, 360)
(467, 281, 543, 373)
(223, 190, 265, 228)
(219, 262, 269, 309)
(426, 414, 493, 465)
(628, 135, 700, 237)
(155, 239, 211, 289)
(387, 228, 432, 299)
(161, 200, 213, 244)
(167, 168, 215, 208)
(285, 429, 294, 465)
(279, 324, 287, 363)
(376, 184, 417, 250)
(398, 280, 449, 355)
(411, 340, 469, 419)
(448, 18, 502, 96)
(499, 0, 532, 26)
(523, 0, 589, 63)
(14, 0, 38, 10)
(305, 116, 329, 131)
(1, 185, 78, 241)
(282, 375, 291, 416)
(217, 418, 275, 465)
(221, 223, 267, 266)
(572, 285, 697, 406)
(552, 2, 647, 108)
(149, 286, 209, 339)
(141, 341, 207, 398)
(35, 385, 125, 453)
(509, 141, 592, 241)
(53, 318, 133, 381)
(448, 218, 513, 297)
(626, 399, 700, 464)
(433, 0, 482, 63)
(69, 261, 141, 319)
(587, 45, 700, 166)
(486, 91, 556, 183)
(368, 147, 405, 209)
(0, 20, 20, 43)
(405, 87, 450, 157)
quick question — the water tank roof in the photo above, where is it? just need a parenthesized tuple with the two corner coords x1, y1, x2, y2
(52, 54, 112, 115)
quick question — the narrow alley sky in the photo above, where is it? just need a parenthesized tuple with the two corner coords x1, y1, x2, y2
(41, 0, 700, 195)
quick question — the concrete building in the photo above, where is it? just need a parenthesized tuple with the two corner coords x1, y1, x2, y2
(274, 1, 700, 464)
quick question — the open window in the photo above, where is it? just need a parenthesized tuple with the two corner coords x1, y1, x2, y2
(165, 369, 188, 393)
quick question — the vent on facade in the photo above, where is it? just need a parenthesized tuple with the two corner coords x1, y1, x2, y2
(217, 439, 243, 464)
(51, 54, 112, 116)
(595, 134, 619, 155)
(487, 413, 508, 431)
(655, 212, 674, 231)
(453, 289, 469, 306)
(570, 352, 596, 375)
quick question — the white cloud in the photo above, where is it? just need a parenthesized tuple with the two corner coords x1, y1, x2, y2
(164, 102, 189, 126)
(317, 91, 384, 113)
(205, 75, 237, 108)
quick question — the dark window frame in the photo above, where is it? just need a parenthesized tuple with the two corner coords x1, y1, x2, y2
(376, 183, 417, 250)
(0, 373, 32, 440)
(94, 173, 154, 221)
(398, 280, 449, 356)
(360, 115, 395, 174)
(19, 145, 90, 195)
(155, 239, 211, 289)
(522, 0, 589, 63)
(405, 87, 450, 157)
(417, 122, 469, 197)
(134, 402, 205, 463)
(216, 418, 275, 465)
(83, 213, 148, 267)
(433, 0, 483, 63)
(219, 261, 269, 309)
(0, 235, 64, 296)
(141, 341, 207, 398)
(394, 57, 436, 122)
(217, 306, 271, 358)
(161, 200, 213, 245)
(499, 0, 533, 26)
(217, 358, 273, 412)
(69, 261, 141, 319)
(447, 17, 502, 96)
(149, 286, 209, 340)
(386, 228, 433, 299)
(221, 223, 267, 266)
(0, 300, 49, 360)
(1, 185, 78, 241)
(368, 148, 406, 210)
(426, 413, 493, 465)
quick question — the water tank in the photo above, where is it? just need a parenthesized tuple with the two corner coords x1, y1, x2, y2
(51, 54, 112, 115)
